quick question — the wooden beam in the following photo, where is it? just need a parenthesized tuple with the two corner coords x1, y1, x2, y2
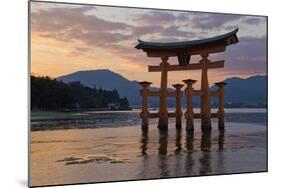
(210, 91, 219, 96)
(207, 61, 225, 69)
(149, 112, 219, 119)
(167, 92, 176, 97)
(194, 113, 201, 119)
(148, 60, 224, 72)
(147, 91, 161, 96)
(168, 112, 176, 117)
(193, 90, 202, 96)
(149, 113, 159, 118)
(193, 113, 218, 119)
(147, 91, 176, 97)
(148, 112, 176, 118)
(211, 113, 218, 118)
(145, 43, 227, 57)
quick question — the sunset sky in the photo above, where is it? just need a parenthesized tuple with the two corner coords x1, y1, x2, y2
(30, 1, 267, 88)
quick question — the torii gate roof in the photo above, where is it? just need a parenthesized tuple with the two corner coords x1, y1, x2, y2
(135, 28, 239, 58)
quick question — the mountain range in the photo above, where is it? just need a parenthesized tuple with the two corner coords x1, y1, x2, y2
(57, 69, 267, 108)
(211, 75, 267, 107)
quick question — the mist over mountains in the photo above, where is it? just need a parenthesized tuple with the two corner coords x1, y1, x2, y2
(57, 69, 267, 108)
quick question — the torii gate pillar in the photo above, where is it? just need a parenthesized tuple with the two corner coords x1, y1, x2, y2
(200, 54, 212, 131)
(173, 83, 184, 129)
(215, 82, 227, 130)
(158, 56, 169, 130)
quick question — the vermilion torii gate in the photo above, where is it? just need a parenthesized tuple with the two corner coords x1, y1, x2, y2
(135, 29, 239, 131)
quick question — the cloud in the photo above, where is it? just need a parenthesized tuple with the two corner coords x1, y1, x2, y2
(31, 4, 141, 65)
(31, 5, 197, 66)
(31, 6, 131, 32)
(161, 26, 196, 38)
(132, 25, 163, 36)
(68, 47, 94, 57)
(31, 2, 267, 78)
(243, 17, 265, 25)
(237, 55, 266, 62)
(178, 13, 241, 29)
(134, 11, 176, 26)
(132, 25, 196, 42)
(31, 5, 133, 44)
(217, 36, 267, 73)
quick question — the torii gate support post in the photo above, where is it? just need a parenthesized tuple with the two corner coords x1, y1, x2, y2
(139, 81, 152, 130)
(183, 79, 197, 131)
(200, 54, 212, 131)
(158, 56, 169, 130)
(172, 84, 184, 130)
(215, 82, 227, 130)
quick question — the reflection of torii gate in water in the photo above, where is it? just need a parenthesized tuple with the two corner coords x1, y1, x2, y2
(135, 28, 239, 131)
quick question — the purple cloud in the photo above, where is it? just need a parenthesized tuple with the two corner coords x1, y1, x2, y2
(31, 2, 267, 76)
(243, 17, 265, 25)
(217, 36, 267, 73)
(135, 11, 176, 25)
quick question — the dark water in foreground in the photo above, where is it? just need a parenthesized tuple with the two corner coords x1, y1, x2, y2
(31, 108, 267, 131)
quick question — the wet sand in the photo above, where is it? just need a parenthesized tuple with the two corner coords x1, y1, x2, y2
(30, 121, 267, 187)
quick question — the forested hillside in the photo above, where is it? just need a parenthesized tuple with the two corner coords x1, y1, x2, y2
(31, 75, 129, 111)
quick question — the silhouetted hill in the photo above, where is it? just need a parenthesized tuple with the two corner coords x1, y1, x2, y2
(57, 70, 267, 108)
(57, 69, 163, 107)
(210, 75, 267, 107)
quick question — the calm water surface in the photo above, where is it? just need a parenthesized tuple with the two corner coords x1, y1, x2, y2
(31, 108, 267, 131)
(30, 108, 267, 187)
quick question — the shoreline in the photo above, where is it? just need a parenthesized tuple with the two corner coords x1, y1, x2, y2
(31, 107, 267, 113)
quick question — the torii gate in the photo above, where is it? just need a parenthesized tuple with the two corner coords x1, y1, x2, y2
(135, 28, 239, 131)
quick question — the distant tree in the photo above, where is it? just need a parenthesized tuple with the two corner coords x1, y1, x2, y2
(119, 97, 129, 109)
(31, 75, 130, 111)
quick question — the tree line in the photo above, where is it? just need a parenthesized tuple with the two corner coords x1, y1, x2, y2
(31, 75, 129, 111)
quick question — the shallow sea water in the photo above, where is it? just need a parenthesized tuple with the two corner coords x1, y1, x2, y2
(30, 109, 267, 187)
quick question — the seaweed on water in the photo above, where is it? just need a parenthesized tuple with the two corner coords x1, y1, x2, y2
(56, 157, 82, 162)
(56, 155, 128, 165)
(110, 160, 125, 164)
